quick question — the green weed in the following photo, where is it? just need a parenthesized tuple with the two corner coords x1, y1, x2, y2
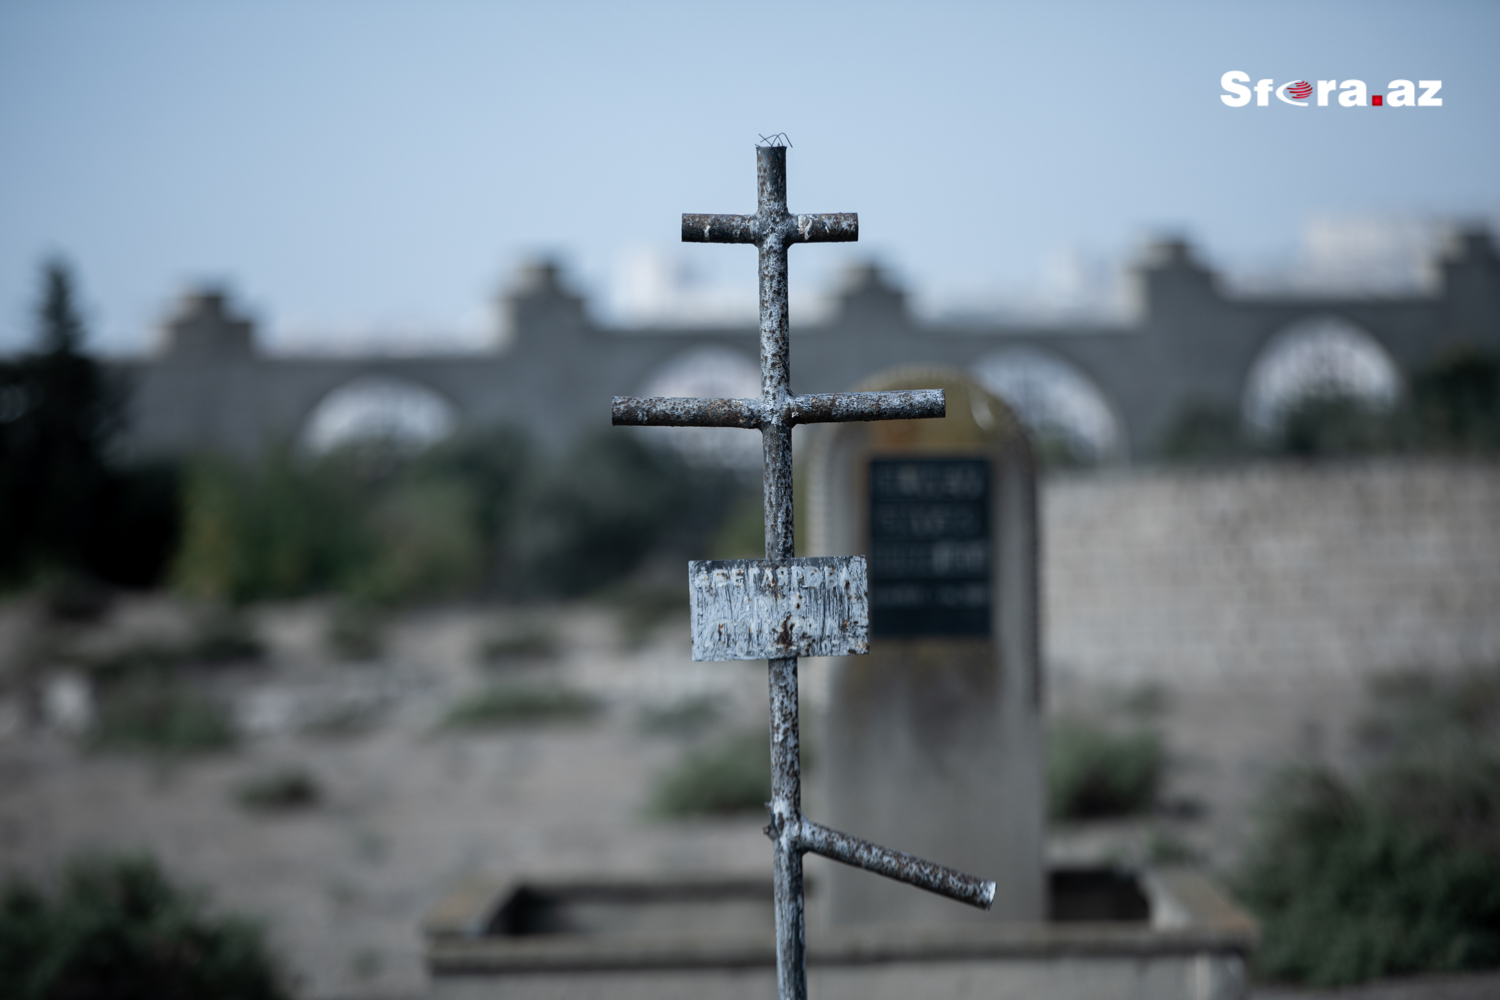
(649, 731, 771, 818)
(478, 623, 558, 663)
(0, 854, 289, 999)
(234, 767, 320, 813)
(326, 601, 384, 662)
(300, 701, 385, 739)
(1047, 717, 1164, 820)
(638, 695, 725, 738)
(79, 611, 262, 686)
(1238, 665, 1500, 986)
(441, 684, 599, 730)
(604, 584, 687, 649)
(91, 681, 236, 754)
(1146, 829, 1201, 866)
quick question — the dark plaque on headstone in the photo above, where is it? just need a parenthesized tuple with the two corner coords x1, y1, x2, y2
(869, 456, 991, 637)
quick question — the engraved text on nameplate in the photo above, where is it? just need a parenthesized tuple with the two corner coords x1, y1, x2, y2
(869, 457, 991, 637)
(689, 556, 870, 662)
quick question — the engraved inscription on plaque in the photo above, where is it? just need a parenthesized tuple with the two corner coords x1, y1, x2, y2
(689, 555, 870, 662)
(869, 457, 991, 637)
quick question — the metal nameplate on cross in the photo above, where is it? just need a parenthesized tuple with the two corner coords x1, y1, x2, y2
(612, 142, 996, 1000)
(688, 555, 868, 661)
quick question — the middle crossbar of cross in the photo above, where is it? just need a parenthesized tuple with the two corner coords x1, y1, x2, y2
(612, 143, 994, 1000)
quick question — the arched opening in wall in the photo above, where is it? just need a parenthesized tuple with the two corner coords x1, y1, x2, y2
(637, 347, 761, 473)
(303, 374, 459, 454)
(971, 348, 1124, 464)
(1242, 315, 1401, 436)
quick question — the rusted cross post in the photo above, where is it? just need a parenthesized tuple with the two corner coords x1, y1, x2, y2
(612, 143, 996, 1000)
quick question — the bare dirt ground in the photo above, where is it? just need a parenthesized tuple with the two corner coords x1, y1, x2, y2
(0, 593, 1484, 999)
(0, 596, 775, 998)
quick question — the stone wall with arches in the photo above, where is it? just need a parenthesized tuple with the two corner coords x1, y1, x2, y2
(1241, 314, 1402, 434)
(113, 230, 1500, 463)
(301, 374, 460, 454)
(970, 347, 1126, 463)
(633, 346, 761, 471)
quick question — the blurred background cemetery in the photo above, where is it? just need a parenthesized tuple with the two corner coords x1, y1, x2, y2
(2, 3, 1499, 999)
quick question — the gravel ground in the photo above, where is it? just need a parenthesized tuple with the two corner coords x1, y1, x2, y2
(0, 594, 1481, 998)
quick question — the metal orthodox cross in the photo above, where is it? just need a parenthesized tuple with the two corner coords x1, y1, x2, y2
(612, 143, 995, 1000)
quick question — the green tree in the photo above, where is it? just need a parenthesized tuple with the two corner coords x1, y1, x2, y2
(0, 261, 123, 584)
(1408, 348, 1500, 450)
(1158, 400, 1252, 463)
(172, 450, 369, 602)
(510, 431, 740, 597)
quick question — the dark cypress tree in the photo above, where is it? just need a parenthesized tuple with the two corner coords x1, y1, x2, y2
(0, 260, 123, 584)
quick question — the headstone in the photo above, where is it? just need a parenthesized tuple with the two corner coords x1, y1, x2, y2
(804, 366, 1045, 925)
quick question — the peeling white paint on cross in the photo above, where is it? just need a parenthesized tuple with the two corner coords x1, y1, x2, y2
(612, 143, 997, 1000)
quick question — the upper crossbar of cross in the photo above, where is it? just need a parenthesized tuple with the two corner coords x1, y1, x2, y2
(611, 145, 945, 564)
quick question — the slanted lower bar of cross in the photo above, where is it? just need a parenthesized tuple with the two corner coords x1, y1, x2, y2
(612, 145, 995, 1000)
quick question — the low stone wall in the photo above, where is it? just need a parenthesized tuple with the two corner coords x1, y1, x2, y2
(1043, 459, 1500, 685)
(426, 870, 1253, 1000)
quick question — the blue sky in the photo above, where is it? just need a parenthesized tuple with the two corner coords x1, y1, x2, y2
(1, 0, 1496, 351)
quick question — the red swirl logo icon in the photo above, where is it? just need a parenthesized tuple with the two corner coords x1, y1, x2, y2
(1287, 81, 1313, 100)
